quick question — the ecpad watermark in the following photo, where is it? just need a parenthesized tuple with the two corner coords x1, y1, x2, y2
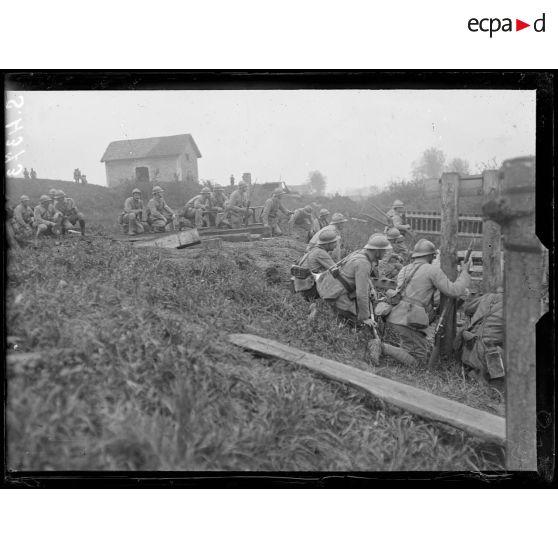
(468, 13, 546, 38)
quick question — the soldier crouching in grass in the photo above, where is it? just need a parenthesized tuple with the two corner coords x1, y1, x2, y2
(53, 189, 86, 236)
(289, 204, 315, 242)
(179, 186, 213, 228)
(147, 185, 175, 232)
(121, 188, 144, 235)
(11, 195, 35, 241)
(261, 187, 291, 236)
(385, 239, 471, 365)
(34, 195, 60, 239)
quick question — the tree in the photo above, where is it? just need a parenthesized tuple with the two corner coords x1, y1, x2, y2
(445, 157, 470, 175)
(474, 157, 500, 173)
(411, 147, 446, 180)
(307, 170, 327, 195)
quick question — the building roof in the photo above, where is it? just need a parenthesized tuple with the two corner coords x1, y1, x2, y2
(100, 134, 201, 162)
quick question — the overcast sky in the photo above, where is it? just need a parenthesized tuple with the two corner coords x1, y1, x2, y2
(6, 89, 535, 192)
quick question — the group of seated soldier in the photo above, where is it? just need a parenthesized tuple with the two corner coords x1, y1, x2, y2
(8, 189, 86, 243)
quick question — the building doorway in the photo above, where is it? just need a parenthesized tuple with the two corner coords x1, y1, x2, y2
(135, 167, 150, 182)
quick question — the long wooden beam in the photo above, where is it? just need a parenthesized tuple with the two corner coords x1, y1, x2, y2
(229, 333, 505, 445)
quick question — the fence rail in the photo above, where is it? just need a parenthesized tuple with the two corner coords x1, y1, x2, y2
(407, 211, 483, 236)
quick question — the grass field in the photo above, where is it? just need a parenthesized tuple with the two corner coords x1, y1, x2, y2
(6, 179, 505, 471)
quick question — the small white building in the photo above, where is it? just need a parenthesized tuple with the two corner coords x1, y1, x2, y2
(100, 133, 202, 187)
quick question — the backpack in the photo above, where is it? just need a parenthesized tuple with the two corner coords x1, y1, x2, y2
(315, 252, 363, 301)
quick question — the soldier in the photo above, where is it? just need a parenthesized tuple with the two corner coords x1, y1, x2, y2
(386, 199, 411, 235)
(12, 195, 35, 239)
(30, 168, 37, 179)
(306, 212, 348, 261)
(23, 168, 30, 180)
(324, 234, 392, 326)
(293, 229, 339, 301)
(178, 186, 213, 229)
(210, 184, 228, 227)
(378, 227, 410, 280)
(34, 195, 60, 238)
(122, 188, 144, 235)
(289, 204, 315, 242)
(310, 203, 322, 235)
(147, 185, 175, 232)
(53, 190, 86, 236)
(261, 187, 291, 236)
(48, 188, 58, 204)
(386, 239, 471, 364)
(318, 208, 330, 229)
(387, 227, 411, 263)
(73, 168, 81, 183)
(81, 174, 88, 184)
(223, 181, 250, 228)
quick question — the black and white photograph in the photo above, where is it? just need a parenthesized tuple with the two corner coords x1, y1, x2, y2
(3, 72, 553, 480)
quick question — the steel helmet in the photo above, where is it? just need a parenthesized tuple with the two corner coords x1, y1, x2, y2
(201, 186, 212, 194)
(238, 181, 247, 189)
(392, 199, 404, 208)
(152, 186, 164, 194)
(364, 234, 392, 250)
(39, 194, 51, 203)
(411, 239, 437, 258)
(386, 227, 403, 240)
(317, 229, 339, 246)
(132, 188, 142, 195)
(20, 195, 30, 202)
(303, 205, 313, 214)
(273, 187, 284, 196)
(319, 208, 330, 217)
(55, 190, 66, 199)
(330, 212, 348, 225)
(48, 188, 57, 196)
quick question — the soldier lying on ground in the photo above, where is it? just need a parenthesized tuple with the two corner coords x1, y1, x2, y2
(292, 229, 339, 301)
(261, 187, 291, 236)
(53, 190, 86, 236)
(121, 188, 144, 235)
(34, 195, 60, 238)
(12, 195, 35, 240)
(306, 212, 348, 261)
(385, 239, 471, 364)
(289, 204, 315, 242)
(147, 185, 175, 232)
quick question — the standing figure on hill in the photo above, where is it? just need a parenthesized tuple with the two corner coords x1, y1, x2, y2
(321, 234, 391, 326)
(307, 212, 348, 261)
(23, 168, 30, 180)
(178, 186, 214, 229)
(222, 181, 250, 228)
(292, 229, 338, 301)
(121, 188, 144, 235)
(318, 208, 330, 229)
(30, 168, 37, 179)
(289, 205, 315, 242)
(53, 190, 86, 236)
(34, 195, 60, 239)
(12, 195, 35, 240)
(385, 239, 471, 364)
(73, 168, 82, 183)
(147, 185, 175, 232)
(80, 174, 87, 184)
(261, 187, 291, 236)
(386, 199, 412, 236)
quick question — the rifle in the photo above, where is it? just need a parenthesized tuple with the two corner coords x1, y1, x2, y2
(427, 299, 453, 370)
(367, 201, 390, 220)
(463, 238, 475, 268)
(360, 213, 390, 229)
(244, 179, 257, 226)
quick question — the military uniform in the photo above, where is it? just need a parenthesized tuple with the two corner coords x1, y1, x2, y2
(261, 196, 289, 235)
(12, 203, 34, 238)
(224, 188, 249, 227)
(147, 197, 174, 231)
(34, 203, 58, 237)
(54, 196, 86, 235)
(289, 208, 314, 242)
(123, 197, 144, 234)
(179, 194, 213, 228)
(387, 260, 471, 362)
(293, 246, 336, 301)
(307, 224, 342, 261)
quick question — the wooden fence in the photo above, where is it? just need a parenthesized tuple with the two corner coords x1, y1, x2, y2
(407, 211, 483, 237)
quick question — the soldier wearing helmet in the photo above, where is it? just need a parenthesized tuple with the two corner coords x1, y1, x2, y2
(378, 227, 411, 280)
(210, 184, 228, 212)
(222, 181, 251, 228)
(53, 190, 86, 236)
(12, 195, 35, 239)
(289, 204, 315, 242)
(261, 187, 291, 236)
(318, 208, 330, 229)
(325, 234, 392, 326)
(306, 212, 348, 260)
(147, 186, 175, 232)
(385, 238, 472, 363)
(34, 195, 60, 238)
(178, 186, 215, 229)
(386, 199, 411, 234)
(121, 188, 144, 235)
(292, 229, 339, 301)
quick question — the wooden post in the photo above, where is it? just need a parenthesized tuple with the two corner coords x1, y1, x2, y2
(482, 170, 503, 292)
(483, 156, 540, 470)
(439, 173, 460, 356)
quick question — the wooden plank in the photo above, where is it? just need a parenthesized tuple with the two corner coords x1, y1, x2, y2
(499, 157, 539, 470)
(482, 170, 503, 292)
(134, 228, 200, 248)
(229, 334, 506, 445)
(440, 173, 460, 356)
(198, 225, 270, 237)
